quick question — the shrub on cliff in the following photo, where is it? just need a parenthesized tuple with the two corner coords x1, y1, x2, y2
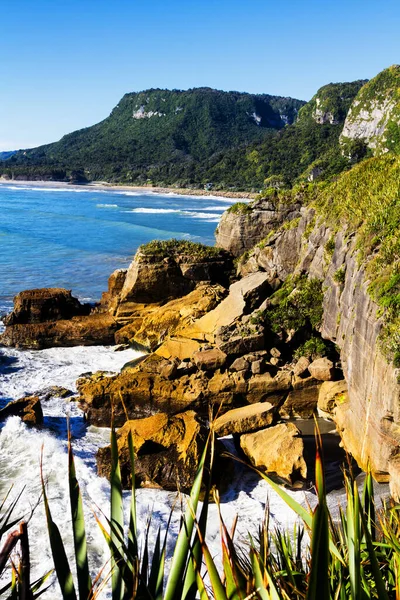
(139, 238, 226, 260)
(266, 275, 324, 335)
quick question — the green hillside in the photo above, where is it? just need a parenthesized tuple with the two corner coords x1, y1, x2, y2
(1, 88, 303, 184)
(0, 79, 368, 190)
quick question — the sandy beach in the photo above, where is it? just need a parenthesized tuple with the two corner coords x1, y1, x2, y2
(0, 178, 256, 200)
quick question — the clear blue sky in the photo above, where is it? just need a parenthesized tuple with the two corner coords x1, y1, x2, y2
(1, 0, 399, 150)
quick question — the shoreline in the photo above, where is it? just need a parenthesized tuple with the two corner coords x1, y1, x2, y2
(0, 178, 256, 200)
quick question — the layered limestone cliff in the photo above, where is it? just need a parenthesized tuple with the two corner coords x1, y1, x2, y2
(224, 205, 400, 497)
(340, 65, 400, 154)
(215, 197, 302, 257)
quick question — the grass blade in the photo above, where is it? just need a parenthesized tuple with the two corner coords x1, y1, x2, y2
(41, 456, 77, 600)
(110, 423, 124, 600)
(306, 432, 331, 600)
(68, 431, 92, 600)
(164, 437, 210, 600)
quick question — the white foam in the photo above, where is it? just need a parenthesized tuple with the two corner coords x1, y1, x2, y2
(181, 211, 221, 222)
(0, 345, 141, 400)
(129, 208, 180, 214)
(96, 203, 118, 208)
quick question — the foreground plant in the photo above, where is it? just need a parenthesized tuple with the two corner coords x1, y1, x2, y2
(42, 420, 400, 600)
(0, 488, 51, 598)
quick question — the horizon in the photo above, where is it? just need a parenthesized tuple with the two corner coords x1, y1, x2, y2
(1, 0, 400, 151)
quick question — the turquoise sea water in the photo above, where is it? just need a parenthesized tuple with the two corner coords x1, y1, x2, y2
(0, 183, 234, 310)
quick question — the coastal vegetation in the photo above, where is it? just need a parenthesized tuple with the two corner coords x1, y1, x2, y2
(2, 427, 400, 599)
(0, 80, 365, 191)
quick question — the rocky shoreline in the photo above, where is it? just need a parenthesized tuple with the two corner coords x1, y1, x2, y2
(2, 193, 399, 500)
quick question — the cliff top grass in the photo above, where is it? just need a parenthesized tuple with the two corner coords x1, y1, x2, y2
(314, 154, 400, 362)
(226, 201, 253, 215)
(139, 238, 226, 260)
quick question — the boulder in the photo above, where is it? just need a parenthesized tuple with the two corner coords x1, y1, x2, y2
(229, 357, 250, 372)
(251, 359, 264, 375)
(218, 331, 264, 356)
(0, 396, 43, 426)
(180, 272, 270, 343)
(247, 371, 292, 403)
(308, 357, 335, 381)
(156, 337, 202, 361)
(193, 348, 227, 371)
(97, 411, 206, 492)
(293, 357, 310, 377)
(240, 422, 307, 483)
(213, 402, 275, 437)
(317, 380, 348, 417)
(3, 288, 90, 326)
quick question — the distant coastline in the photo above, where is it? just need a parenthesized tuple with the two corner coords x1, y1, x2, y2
(0, 178, 256, 200)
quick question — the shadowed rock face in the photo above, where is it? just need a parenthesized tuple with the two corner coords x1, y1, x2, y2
(0, 288, 118, 349)
(119, 247, 233, 304)
(0, 313, 119, 349)
(96, 411, 207, 492)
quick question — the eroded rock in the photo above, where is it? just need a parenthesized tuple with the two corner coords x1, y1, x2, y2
(97, 411, 206, 492)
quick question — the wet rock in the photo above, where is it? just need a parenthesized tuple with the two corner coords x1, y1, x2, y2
(97, 411, 206, 492)
(213, 402, 276, 437)
(309, 358, 335, 381)
(39, 386, 74, 400)
(240, 422, 306, 483)
(0, 396, 43, 426)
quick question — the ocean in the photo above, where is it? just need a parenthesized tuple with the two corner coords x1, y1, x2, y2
(0, 183, 388, 598)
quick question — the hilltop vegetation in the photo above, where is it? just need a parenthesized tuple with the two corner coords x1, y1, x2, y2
(0, 80, 366, 190)
(1, 87, 303, 187)
(2, 68, 399, 191)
